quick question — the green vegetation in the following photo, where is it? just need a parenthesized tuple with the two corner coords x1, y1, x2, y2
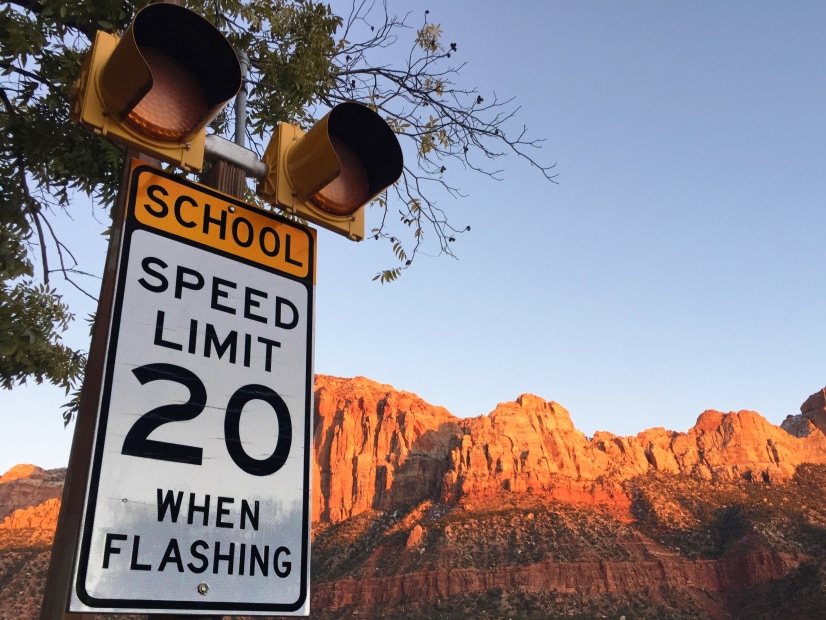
(312, 496, 637, 584)
(308, 466, 826, 619)
(1, 0, 553, 406)
(628, 465, 826, 561)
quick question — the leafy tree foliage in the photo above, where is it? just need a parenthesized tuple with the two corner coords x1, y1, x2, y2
(0, 0, 554, 408)
(0, 207, 82, 395)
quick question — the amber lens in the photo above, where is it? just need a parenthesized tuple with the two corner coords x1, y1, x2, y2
(124, 46, 208, 142)
(309, 136, 370, 216)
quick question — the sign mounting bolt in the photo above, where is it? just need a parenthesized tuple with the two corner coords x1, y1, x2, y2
(197, 583, 209, 595)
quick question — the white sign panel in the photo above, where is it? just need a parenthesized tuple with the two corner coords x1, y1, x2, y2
(70, 163, 315, 615)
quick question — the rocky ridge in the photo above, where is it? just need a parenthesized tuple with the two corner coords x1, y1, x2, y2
(313, 375, 826, 525)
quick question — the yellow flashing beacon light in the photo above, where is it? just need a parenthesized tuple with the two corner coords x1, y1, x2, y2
(70, 4, 242, 171)
(257, 102, 404, 241)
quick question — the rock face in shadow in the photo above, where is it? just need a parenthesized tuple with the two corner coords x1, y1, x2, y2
(6, 377, 826, 619)
(312, 548, 806, 612)
(802, 387, 826, 437)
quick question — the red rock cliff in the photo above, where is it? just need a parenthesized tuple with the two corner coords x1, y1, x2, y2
(313, 376, 826, 524)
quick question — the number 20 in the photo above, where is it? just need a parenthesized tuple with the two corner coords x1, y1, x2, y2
(121, 362, 292, 476)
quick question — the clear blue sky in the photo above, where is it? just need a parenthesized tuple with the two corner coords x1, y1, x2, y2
(3, 1, 826, 475)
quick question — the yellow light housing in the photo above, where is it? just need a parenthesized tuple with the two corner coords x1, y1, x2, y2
(257, 102, 403, 240)
(70, 4, 241, 171)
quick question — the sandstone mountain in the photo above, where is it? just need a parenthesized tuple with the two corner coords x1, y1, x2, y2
(4, 375, 826, 619)
(313, 376, 826, 525)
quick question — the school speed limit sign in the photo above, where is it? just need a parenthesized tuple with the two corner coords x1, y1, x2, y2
(70, 163, 315, 615)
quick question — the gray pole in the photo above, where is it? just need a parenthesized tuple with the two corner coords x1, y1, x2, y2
(234, 50, 249, 148)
